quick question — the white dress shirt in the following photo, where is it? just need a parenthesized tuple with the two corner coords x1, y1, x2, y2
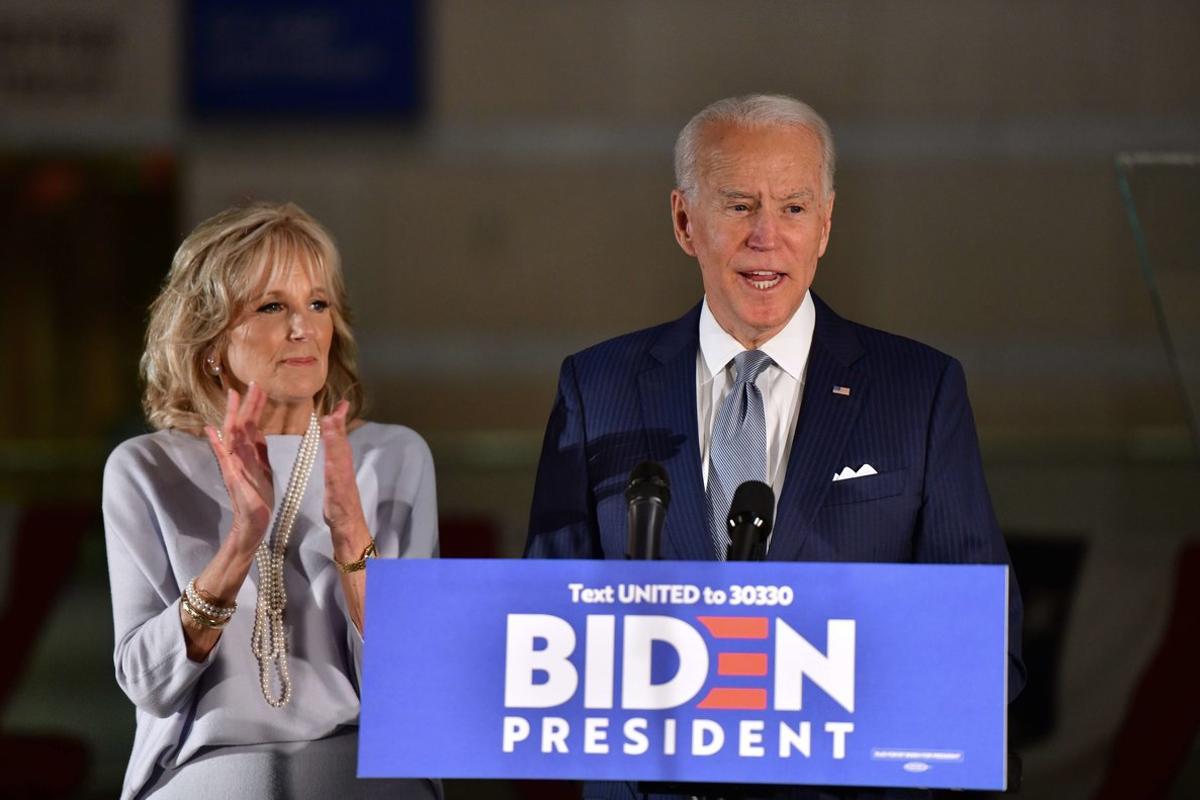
(696, 291, 816, 502)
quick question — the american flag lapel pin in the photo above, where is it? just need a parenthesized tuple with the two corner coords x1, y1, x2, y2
(832, 385, 851, 396)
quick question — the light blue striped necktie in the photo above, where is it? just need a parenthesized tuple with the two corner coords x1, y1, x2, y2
(707, 349, 773, 560)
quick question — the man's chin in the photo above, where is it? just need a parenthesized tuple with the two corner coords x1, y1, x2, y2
(741, 301, 800, 328)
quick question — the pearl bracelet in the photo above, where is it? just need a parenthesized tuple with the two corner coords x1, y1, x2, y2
(186, 578, 236, 620)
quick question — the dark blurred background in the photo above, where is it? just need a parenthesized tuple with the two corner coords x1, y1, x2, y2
(1, 1, 1197, 798)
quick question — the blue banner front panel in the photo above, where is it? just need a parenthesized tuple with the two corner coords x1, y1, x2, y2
(359, 559, 1008, 790)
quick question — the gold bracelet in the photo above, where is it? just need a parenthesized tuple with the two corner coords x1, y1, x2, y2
(181, 595, 227, 629)
(335, 540, 377, 574)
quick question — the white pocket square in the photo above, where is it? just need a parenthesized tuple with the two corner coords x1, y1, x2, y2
(832, 464, 878, 482)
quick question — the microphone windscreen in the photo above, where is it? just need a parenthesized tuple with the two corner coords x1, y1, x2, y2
(625, 461, 671, 508)
(727, 480, 775, 530)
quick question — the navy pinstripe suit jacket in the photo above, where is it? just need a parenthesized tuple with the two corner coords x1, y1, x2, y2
(524, 294, 1025, 799)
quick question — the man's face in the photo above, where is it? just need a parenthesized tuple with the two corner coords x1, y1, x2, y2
(671, 123, 834, 348)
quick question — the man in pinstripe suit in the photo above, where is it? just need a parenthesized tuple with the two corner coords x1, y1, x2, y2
(525, 94, 1023, 799)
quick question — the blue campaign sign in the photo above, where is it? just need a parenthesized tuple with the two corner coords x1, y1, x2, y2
(359, 560, 1009, 791)
(187, 0, 423, 117)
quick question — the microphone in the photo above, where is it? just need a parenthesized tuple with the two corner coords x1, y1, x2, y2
(625, 461, 670, 560)
(725, 480, 775, 561)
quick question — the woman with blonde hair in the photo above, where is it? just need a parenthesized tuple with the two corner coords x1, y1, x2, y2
(103, 202, 440, 799)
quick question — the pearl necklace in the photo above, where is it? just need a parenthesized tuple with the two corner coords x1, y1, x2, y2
(250, 412, 321, 708)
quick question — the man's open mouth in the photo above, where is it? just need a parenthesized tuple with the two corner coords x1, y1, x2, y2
(740, 271, 783, 290)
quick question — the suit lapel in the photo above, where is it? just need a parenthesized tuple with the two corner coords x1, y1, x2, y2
(638, 304, 711, 561)
(768, 295, 867, 561)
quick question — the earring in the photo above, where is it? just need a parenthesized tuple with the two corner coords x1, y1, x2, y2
(206, 357, 222, 376)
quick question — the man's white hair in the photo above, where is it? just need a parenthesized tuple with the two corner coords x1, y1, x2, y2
(674, 93, 836, 199)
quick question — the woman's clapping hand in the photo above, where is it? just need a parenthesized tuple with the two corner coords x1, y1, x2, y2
(204, 383, 275, 556)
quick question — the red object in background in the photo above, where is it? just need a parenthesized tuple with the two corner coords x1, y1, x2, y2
(0, 505, 96, 798)
(1093, 542, 1200, 800)
(0, 735, 89, 799)
(511, 779, 581, 800)
(24, 163, 85, 210)
(438, 515, 501, 559)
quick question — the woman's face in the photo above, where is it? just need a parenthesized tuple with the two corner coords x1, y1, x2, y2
(221, 262, 334, 415)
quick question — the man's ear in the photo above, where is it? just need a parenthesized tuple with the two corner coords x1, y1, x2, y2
(817, 191, 835, 258)
(670, 189, 697, 257)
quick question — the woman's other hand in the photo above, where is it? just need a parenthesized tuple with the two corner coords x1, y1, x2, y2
(321, 400, 372, 634)
(321, 400, 371, 558)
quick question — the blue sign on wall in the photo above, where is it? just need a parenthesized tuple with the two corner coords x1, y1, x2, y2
(187, 0, 423, 117)
(359, 560, 1009, 790)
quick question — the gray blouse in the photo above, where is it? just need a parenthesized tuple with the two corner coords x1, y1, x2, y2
(102, 423, 438, 800)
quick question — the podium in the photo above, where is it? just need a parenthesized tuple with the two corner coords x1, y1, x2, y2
(358, 559, 1010, 792)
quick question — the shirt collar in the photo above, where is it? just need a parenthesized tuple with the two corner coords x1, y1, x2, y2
(698, 291, 816, 382)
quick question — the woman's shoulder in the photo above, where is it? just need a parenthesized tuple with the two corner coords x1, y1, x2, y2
(104, 428, 208, 484)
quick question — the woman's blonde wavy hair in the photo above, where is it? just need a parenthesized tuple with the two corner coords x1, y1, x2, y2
(141, 202, 364, 432)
